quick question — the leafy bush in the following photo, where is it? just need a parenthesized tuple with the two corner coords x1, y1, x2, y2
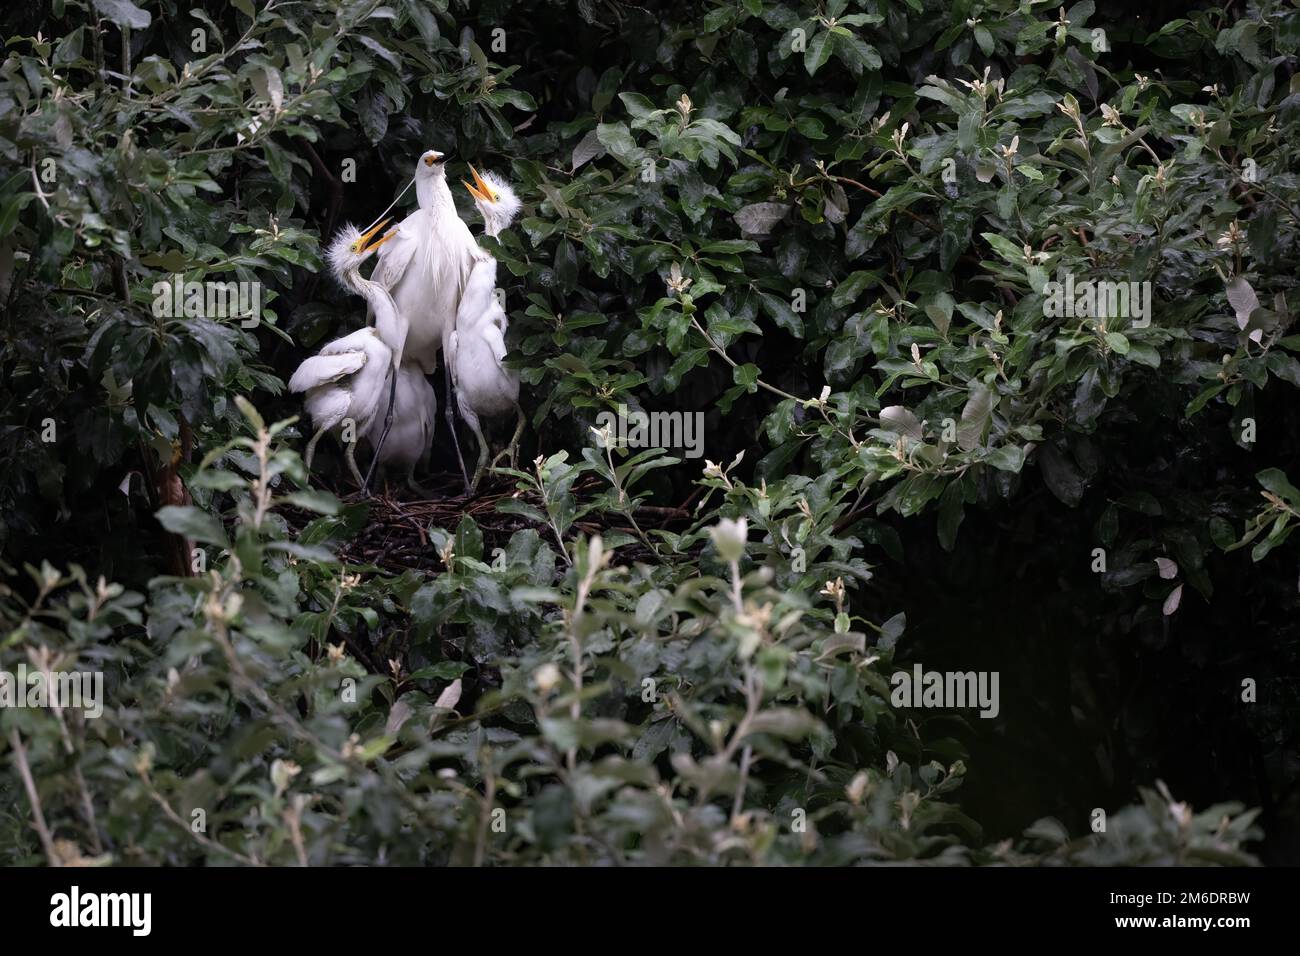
(2, 0, 1295, 864)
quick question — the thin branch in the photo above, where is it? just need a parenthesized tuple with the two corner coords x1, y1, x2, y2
(831, 174, 942, 231)
(137, 766, 264, 866)
(690, 316, 804, 403)
(7, 729, 59, 866)
(29, 156, 51, 211)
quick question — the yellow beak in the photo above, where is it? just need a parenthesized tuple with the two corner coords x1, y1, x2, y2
(462, 164, 493, 204)
(357, 217, 396, 254)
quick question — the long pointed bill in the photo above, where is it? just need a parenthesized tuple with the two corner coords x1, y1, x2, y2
(367, 228, 398, 253)
(357, 217, 395, 254)
(360, 176, 415, 235)
(463, 164, 493, 204)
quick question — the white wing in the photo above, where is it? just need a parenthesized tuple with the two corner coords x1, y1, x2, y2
(288, 351, 366, 392)
(302, 386, 352, 430)
(483, 321, 508, 367)
(318, 327, 379, 356)
(370, 211, 425, 292)
(455, 257, 499, 329)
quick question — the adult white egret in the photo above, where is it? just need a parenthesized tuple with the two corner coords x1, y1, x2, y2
(288, 219, 403, 487)
(448, 165, 524, 490)
(370, 148, 482, 488)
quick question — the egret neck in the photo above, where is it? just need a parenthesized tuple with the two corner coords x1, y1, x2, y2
(344, 269, 406, 372)
(328, 219, 407, 371)
(375, 151, 478, 376)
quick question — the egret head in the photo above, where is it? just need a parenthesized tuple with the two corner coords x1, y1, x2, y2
(416, 149, 448, 180)
(462, 165, 521, 238)
(327, 218, 396, 288)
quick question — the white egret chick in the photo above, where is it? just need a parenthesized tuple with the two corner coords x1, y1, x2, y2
(288, 219, 403, 487)
(363, 365, 437, 493)
(448, 165, 524, 490)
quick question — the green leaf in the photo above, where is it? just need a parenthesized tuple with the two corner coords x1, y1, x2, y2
(747, 708, 823, 740)
(804, 31, 834, 76)
(879, 405, 924, 440)
(156, 505, 228, 548)
(1257, 469, 1300, 508)
(957, 383, 993, 451)
(832, 270, 879, 308)
(596, 122, 640, 164)
(1037, 444, 1084, 507)
(924, 292, 953, 337)
(937, 481, 965, 551)
(699, 239, 759, 255)
(455, 514, 485, 562)
(1265, 352, 1300, 387)
(1186, 384, 1226, 417)
(409, 661, 472, 681)
(734, 202, 790, 236)
(985, 445, 1026, 473)
(981, 232, 1024, 265)
(1225, 276, 1259, 328)
(733, 363, 760, 390)
(92, 0, 151, 28)
(282, 489, 341, 515)
(759, 291, 804, 337)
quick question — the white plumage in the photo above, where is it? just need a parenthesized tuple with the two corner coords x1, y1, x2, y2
(450, 166, 525, 489)
(289, 221, 405, 486)
(362, 364, 437, 490)
(371, 150, 480, 375)
(365, 148, 486, 491)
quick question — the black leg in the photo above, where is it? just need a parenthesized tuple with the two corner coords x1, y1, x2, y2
(361, 367, 397, 497)
(444, 369, 472, 496)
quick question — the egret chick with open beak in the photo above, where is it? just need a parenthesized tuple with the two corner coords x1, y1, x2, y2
(463, 165, 522, 239)
(289, 220, 404, 487)
(446, 167, 525, 491)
